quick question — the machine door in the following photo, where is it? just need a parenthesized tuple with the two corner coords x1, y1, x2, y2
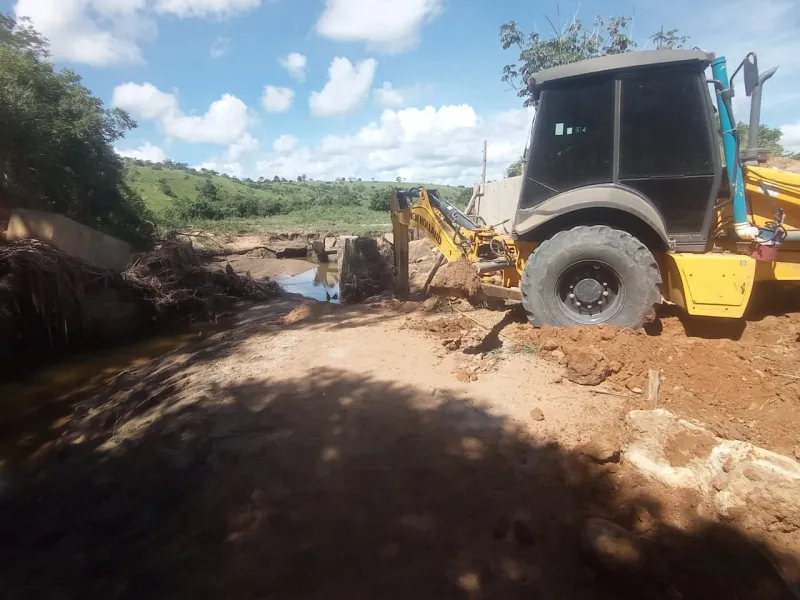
(518, 77, 615, 210)
(618, 70, 720, 246)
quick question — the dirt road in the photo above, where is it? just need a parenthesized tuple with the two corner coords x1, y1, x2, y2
(0, 295, 797, 599)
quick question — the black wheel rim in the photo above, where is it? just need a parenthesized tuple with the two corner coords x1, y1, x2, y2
(554, 260, 624, 324)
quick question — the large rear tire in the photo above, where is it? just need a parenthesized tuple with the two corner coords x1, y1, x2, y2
(521, 226, 661, 328)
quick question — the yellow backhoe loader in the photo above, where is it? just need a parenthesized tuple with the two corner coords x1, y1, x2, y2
(390, 49, 800, 328)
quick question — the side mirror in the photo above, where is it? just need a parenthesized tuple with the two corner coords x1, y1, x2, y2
(743, 53, 759, 97)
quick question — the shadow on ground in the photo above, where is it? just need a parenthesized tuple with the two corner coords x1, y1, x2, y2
(0, 354, 795, 599)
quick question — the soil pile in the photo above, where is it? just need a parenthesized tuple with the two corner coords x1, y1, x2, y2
(765, 156, 800, 173)
(431, 259, 482, 297)
(502, 314, 800, 456)
(281, 301, 335, 325)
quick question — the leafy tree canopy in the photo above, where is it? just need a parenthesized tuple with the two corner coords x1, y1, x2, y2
(0, 14, 153, 247)
(505, 158, 525, 178)
(736, 122, 785, 156)
(501, 12, 689, 107)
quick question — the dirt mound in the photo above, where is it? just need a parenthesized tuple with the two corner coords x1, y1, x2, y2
(765, 155, 800, 173)
(430, 259, 483, 299)
(281, 301, 335, 325)
(407, 315, 475, 338)
(502, 315, 800, 456)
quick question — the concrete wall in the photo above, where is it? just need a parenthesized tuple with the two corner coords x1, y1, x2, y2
(474, 177, 522, 234)
(2, 208, 132, 271)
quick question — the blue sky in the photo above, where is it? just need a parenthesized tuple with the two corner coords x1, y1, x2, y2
(6, 0, 800, 184)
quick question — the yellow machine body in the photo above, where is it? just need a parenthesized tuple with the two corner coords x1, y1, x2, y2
(392, 167, 800, 319)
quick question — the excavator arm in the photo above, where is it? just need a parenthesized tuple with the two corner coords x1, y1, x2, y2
(390, 187, 474, 262)
(389, 187, 523, 301)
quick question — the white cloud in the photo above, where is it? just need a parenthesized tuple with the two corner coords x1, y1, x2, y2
(665, 0, 799, 128)
(781, 122, 800, 153)
(262, 86, 295, 113)
(164, 94, 249, 144)
(251, 104, 532, 184)
(315, 0, 443, 53)
(112, 82, 250, 145)
(310, 57, 377, 117)
(113, 82, 179, 119)
(374, 82, 404, 108)
(14, 0, 152, 66)
(200, 160, 245, 178)
(13, 0, 265, 66)
(115, 142, 167, 162)
(210, 36, 231, 58)
(273, 135, 299, 153)
(154, 0, 262, 18)
(279, 53, 308, 82)
(226, 133, 260, 161)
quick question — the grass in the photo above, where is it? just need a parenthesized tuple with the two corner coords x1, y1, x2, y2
(169, 208, 392, 236)
(126, 163, 471, 234)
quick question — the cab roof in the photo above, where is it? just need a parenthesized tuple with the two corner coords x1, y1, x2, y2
(531, 49, 714, 88)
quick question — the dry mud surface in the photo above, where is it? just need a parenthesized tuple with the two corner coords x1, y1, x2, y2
(0, 294, 798, 599)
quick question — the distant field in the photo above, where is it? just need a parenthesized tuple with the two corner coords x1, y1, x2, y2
(126, 164, 472, 235)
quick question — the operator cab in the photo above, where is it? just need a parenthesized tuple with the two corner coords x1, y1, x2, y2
(515, 49, 721, 252)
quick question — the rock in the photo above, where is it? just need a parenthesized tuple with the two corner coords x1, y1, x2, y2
(581, 518, 644, 575)
(566, 350, 611, 386)
(267, 241, 309, 259)
(550, 349, 566, 363)
(548, 374, 563, 384)
(579, 439, 620, 464)
(624, 409, 800, 534)
(408, 238, 435, 263)
(631, 387, 643, 394)
(456, 370, 472, 382)
(541, 339, 559, 351)
(422, 296, 443, 312)
(529, 407, 545, 421)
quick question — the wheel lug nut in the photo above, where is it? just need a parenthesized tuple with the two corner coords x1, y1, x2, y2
(603, 291, 609, 297)
(575, 301, 581, 307)
(569, 293, 575, 299)
(587, 304, 592, 309)
(598, 300, 603, 305)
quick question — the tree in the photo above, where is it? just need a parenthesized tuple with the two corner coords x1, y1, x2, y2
(396, 176, 406, 183)
(0, 14, 153, 246)
(650, 27, 689, 50)
(273, 175, 280, 183)
(505, 157, 525, 178)
(368, 189, 390, 212)
(736, 122, 785, 156)
(501, 12, 689, 106)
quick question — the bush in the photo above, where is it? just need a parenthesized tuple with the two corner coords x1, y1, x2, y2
(368, 189, 391, 212)
(157, 177, 176, 198)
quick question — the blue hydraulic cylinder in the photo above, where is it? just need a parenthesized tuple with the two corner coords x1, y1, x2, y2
(711, 56, 749, 228)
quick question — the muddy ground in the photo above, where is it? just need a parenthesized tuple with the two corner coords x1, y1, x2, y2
(0, 235, 799, 599)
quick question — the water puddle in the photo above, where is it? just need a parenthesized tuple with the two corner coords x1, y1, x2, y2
(274, 263, 340, 303)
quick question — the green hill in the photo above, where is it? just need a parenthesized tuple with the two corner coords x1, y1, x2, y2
(126, 162, 472, 235)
